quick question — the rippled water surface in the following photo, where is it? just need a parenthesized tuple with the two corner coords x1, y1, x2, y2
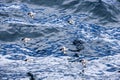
(0, 0, 120, 80)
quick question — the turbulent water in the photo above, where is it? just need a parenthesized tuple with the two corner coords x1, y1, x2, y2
(0, 0, 120, 80)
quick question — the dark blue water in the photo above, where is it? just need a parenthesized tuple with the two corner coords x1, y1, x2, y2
(0, 0, 120, 80)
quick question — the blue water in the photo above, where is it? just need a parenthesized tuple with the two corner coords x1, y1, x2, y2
(0, 0, 120, 80)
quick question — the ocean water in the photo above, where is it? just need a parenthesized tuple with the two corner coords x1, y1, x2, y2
(0, 0, 120, 80)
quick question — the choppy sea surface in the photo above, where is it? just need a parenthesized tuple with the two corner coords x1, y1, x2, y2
(0, 0, 120, 80)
